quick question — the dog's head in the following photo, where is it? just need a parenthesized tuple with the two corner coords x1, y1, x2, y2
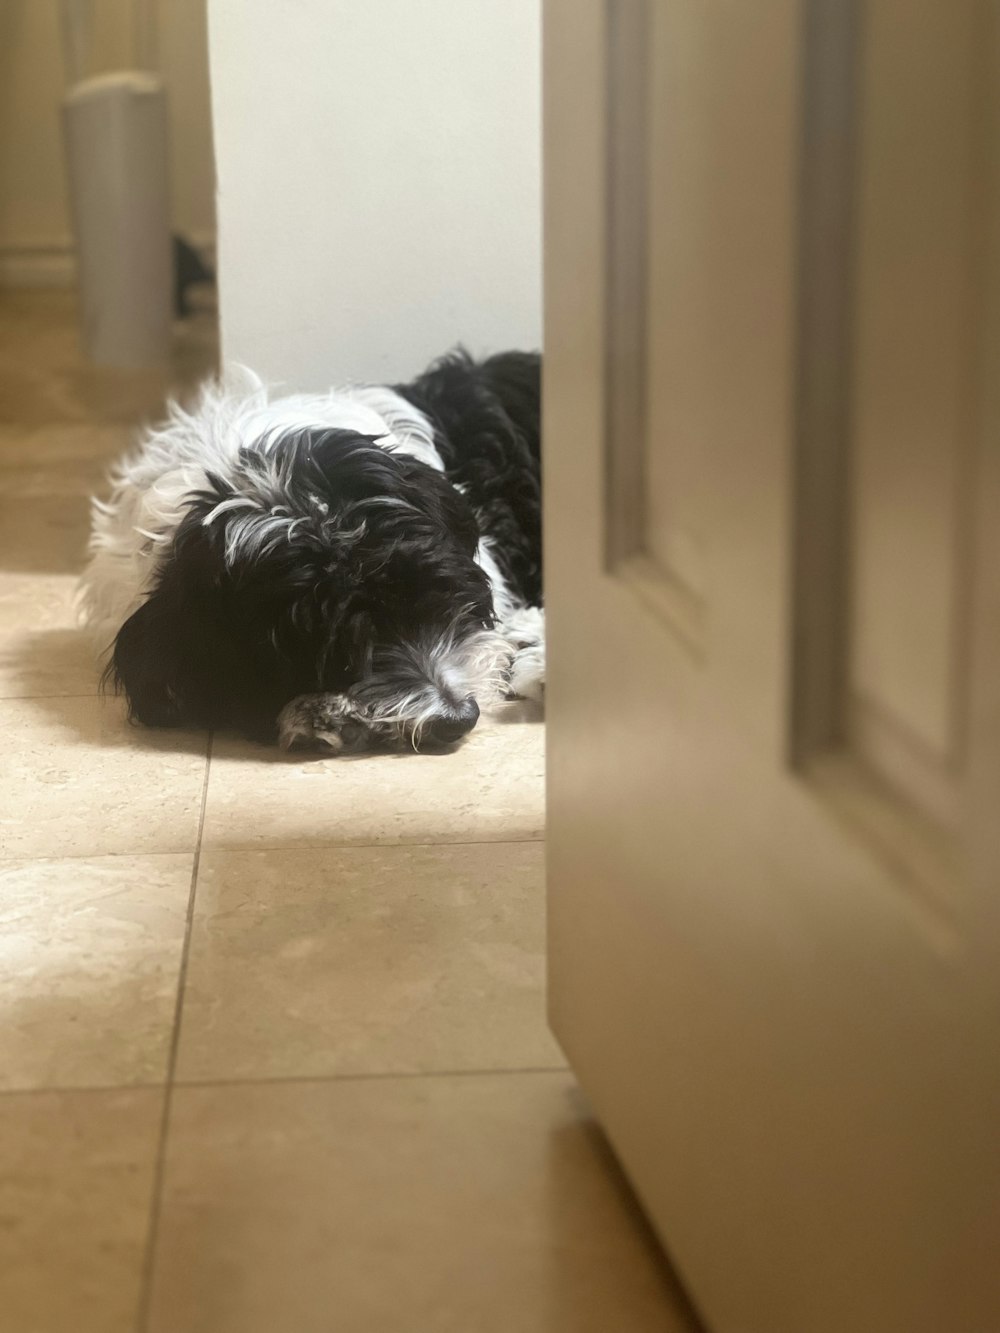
(109, 428, 509, 749)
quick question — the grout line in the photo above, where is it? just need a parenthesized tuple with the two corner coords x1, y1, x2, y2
(133, 732, 213, 1333)
(0, 1080, 165, 1100)
(171, 1065, 571, 1091)
(0, 834, 544, 868)
(197, 835, 545, 856)
(0, 849, 198, 866)
(0, 1065, 571, 1103)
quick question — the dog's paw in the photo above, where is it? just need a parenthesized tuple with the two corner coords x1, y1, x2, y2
(499, 605, 545, 651)
(277, 693, 370, 753)
(497, 606, 545, 704)
(507, 643, 545, 703)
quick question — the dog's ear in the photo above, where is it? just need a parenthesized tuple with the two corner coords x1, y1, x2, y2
(110, 590, 193, 727)
(109, 580, 233, 728)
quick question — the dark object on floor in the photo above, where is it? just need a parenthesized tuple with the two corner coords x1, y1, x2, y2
(173, 236, 215, 317)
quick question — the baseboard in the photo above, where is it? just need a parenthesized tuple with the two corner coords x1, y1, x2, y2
(0, 243, 77, 289)
(0, 231, 216, 290)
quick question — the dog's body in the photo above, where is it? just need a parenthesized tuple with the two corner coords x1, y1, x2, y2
(79, 350, 543, 752)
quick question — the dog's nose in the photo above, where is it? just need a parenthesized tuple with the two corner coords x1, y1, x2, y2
(423, 695, 480, 747)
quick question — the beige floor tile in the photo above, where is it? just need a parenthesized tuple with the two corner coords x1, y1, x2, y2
(0, 421, 130, 473)
(0, 572, 78, 632)
(146, 1072, 697, 1333)
(0, 456, 111, 514)
(175, 842, 562, 1082)
(0, 854, 193, 1090)
(0, 573, 95, 697)
(0, 431, 124, 694)
(201, 706, 544, 851)
(0, 289, 218, 427)
(0, 1086, 163, 1333)
(0, 425, 120, 591)
(0, 695, 207, 859)
(0, 491, 91, 575)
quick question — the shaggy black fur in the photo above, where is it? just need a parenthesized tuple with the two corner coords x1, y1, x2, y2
(396, 349, 542, 606)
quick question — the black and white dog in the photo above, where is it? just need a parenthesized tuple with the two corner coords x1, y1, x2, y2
(79, 350, 544, 753)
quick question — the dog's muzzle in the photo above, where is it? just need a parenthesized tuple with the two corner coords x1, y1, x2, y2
(278, 690, 482, 753)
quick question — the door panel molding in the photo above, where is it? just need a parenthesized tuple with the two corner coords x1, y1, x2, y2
(604, 0, 706, 652)
(788, 0, 1000, 909)
(789, 0, 859, 766)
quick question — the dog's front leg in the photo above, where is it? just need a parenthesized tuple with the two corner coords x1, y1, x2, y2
(498, 606, 545, 703)
(276, 693, 371, 753)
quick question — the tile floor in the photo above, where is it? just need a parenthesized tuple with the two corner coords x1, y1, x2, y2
(0, 291, 698, 1332)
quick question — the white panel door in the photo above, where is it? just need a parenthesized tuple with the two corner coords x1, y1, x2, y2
(544, 3, 1000, 1331)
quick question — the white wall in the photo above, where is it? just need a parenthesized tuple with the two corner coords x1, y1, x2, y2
(0, 0, 215, 285)
(208, 0, 541, 388)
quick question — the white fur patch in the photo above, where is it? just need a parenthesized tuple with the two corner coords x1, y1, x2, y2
(499, 605, 545, 702)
